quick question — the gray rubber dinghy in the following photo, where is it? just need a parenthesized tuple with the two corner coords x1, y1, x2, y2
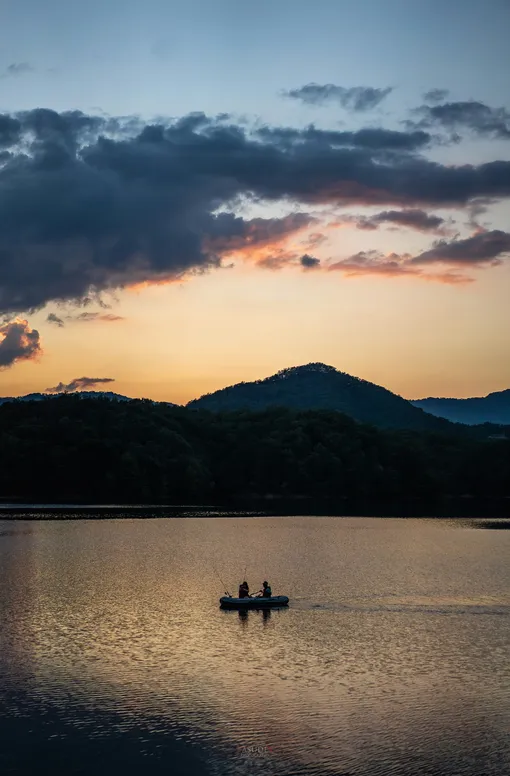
(220, 595, 289, 609)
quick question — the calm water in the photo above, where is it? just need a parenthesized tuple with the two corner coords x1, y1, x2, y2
(0, 517, 509, 776)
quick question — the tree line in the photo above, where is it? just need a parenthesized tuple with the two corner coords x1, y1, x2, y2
(0, 396, 508, 507)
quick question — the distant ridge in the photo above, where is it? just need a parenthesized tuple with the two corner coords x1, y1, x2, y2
(411, 389, 510, 426)
(0, 391, 134, 406)
(4, 370, 508, 428)
(187, 363, 455, 431)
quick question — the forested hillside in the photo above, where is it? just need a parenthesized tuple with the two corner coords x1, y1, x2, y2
(188, 363, 455, 431)
(412, 389, 510, 425)
(0, 395, 508, 505)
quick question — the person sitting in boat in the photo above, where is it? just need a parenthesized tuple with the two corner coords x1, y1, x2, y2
(238, 581, 250, 598)
(257, 581, 272, 598)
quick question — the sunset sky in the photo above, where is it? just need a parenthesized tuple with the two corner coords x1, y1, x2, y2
(0, 0, 509, 404)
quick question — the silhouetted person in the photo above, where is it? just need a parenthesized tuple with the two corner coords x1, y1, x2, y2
(257, 581, 272, 598)
(238, 581, 250, 598)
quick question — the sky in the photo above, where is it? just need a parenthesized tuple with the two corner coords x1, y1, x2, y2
(0, 0, 509, 403)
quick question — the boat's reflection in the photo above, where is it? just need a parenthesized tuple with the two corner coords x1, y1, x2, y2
(221, 606, 289, 626)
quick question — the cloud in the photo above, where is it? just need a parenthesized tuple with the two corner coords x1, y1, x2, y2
(326, 231, 510, 282)
(328, 251, 470, 284)
(204, 212, 315, 255)
(256, 124, 430, 151)
(362, 209, 445, 232)
(45, 376, 115, 393)
(301, 232, 329, 250)
(465, 200, 491, 233)
(328, 209, 446, 234)
(256, 253, 297, 271)
(0, 107, 509, 314)
(411, 230, 510, 265)
(329, 250, 414, 277)
(1, 62, 34, 79)
(423, 89, 449, 104)
(410, 100, 510, 139)
(283, 83, 392, 111)
(47, 312, 65, 327)
(300, 254, 320, 269)
(71, 312, 124, 323)
(47, 310, 125, 326)
(203, 212, 316, 270)
(0, 318, 41, 368)
(0, 115, 21, 147)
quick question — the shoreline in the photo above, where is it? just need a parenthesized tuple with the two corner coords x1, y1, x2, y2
(0, 499, 509, 520)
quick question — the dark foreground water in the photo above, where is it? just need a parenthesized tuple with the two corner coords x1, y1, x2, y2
(0, 517, 509, 776)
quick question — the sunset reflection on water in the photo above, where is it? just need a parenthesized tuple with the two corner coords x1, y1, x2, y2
(0, 516, 509, 775)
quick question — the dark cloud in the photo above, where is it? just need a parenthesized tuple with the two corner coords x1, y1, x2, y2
(15, 107, 106, 153)
(208, 215, 322, 271)
(0, 319, 41, 368)
(412, 230, 510, 265)
(350, 218, 378, 231)
(257, 124, 431, 151)
(410, 100, 510, 139)
(1, 62, 34, 78)
(326, 230, 510, 281)
(0, 107, 510, 314)
(330, 209, 446, 233)
(204, 212, 314, 254)
(300, 254, 320, 269)
(46, 311, 124, 326)
(364, 209, 445, 232)
(0, 115, 21, 147)
(283, 84, 392, 111)
(45, 376, 115, 393)
(47, 312, 65, 327)
(71, 312, 124, 323)
(423, 89, 449, 104)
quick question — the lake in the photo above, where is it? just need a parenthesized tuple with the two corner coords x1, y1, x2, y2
(0, 516, 509, 775)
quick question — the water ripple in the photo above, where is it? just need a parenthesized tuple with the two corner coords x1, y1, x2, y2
(0, 516, 509, 775)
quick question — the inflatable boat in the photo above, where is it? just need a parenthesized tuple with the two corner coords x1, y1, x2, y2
(220, 595, 289, 609)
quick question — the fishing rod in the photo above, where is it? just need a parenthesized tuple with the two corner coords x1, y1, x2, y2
(212, 565, 232, 597)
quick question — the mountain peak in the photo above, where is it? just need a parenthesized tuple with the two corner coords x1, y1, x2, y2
(188, 362, 451, 430)
(272, 363, 339, 379)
